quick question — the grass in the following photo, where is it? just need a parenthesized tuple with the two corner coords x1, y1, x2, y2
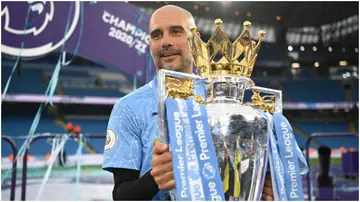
(2, 158, 342, 178)
(1, 165, 103, 180)
(309, 157, 342, 166)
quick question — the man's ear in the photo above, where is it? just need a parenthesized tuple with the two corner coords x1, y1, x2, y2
(196, 32, 201, 38)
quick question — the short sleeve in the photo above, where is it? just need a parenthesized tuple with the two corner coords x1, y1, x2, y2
(102, 100, 143, 172)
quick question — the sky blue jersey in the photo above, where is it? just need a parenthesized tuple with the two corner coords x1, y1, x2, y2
(102, 76, 166, 200)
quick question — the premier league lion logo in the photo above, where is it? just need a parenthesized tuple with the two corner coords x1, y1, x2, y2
(1, 1, 80, 57)
(203, 162, 216, 180)
(2, 1, 54, 36)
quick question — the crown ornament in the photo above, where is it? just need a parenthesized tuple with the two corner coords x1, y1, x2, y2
(188, 19, 265, 78)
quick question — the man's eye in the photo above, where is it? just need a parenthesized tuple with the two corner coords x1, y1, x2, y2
(151, 32, 162, 39)
(172, 30, 182, 35)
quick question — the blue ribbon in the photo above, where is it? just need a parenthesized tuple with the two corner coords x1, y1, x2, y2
(257, 110, 287, 201)
(257, 110, 309, 201)
(166, 98, 191, 200)
(75, 134, 84, 200)
(186, 98, 225, 201)
(165, 95, 225, 200)
(1, 1, 79, 184)
(62, 2, 85, 66)
(182, 98, 206, 201)
(273, 112, 308, 200)
(1, 7, 31, 101)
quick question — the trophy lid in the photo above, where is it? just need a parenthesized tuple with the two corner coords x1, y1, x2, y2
(188, 19, 265, 79)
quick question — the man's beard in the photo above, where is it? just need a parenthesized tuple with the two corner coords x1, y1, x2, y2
(157, 55, 191, 71)
(153, 47, 192, 72)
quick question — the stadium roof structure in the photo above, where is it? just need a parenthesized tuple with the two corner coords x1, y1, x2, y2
(131, 1, 358, 28)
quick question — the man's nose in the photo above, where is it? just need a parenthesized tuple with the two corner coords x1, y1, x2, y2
(161, 34, 173, 48)
(161, 40, 173, 48)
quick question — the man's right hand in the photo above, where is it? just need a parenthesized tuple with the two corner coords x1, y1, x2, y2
(150, 142, 175, 191)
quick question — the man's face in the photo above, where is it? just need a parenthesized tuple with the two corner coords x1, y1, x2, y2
(149, 9, 193, 73)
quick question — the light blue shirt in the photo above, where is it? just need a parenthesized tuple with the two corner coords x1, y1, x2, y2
(102, 76, 166, 200)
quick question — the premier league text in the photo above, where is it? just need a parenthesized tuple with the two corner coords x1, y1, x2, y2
(192, 100, 223, 201)
(281, 121, 300, 199)
(173, 111, 188, 198)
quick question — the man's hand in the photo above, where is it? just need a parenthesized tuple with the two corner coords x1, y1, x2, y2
(263, 173, 274, 201)
(150, 142, 175, 191)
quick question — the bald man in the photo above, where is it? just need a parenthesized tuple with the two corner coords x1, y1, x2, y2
(102, 5, 274, 201)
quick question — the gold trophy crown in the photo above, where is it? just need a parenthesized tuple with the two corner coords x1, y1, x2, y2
(188, 19, 265, 78)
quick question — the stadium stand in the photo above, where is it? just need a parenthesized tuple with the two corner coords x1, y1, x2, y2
(2, 64, 358, 156)
(282, 79, 347, 102)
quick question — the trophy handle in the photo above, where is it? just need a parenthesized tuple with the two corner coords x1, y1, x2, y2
(157, 69, 202, 144)
(247, 86, 283, 114)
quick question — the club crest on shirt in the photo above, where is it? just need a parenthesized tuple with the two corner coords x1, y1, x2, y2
(105, 129, 116, 151)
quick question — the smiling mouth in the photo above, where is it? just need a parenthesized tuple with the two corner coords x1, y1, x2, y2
(161, 53, 179, 57)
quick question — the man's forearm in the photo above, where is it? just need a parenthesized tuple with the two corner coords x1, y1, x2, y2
(112, 168, 159, 200)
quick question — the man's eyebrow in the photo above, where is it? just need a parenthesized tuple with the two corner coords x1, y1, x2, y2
(150, 26, 185, 37)
(169, 25, 185, 31)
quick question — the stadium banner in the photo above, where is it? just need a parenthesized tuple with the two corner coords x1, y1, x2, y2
(2, 94, 358, 110)
(1, 1, 153, 82)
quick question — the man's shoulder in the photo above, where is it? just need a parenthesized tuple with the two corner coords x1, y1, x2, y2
(112, 83, 154, 112)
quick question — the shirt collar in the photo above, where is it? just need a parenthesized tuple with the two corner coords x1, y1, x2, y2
(149, 75, 158, 115)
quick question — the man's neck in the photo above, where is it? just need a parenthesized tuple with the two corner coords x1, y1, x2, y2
(179, 66, 193, 74)
(156, 67, 193, 75)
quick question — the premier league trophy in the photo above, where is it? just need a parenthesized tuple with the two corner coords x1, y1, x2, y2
(157, 19, 308, 201)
